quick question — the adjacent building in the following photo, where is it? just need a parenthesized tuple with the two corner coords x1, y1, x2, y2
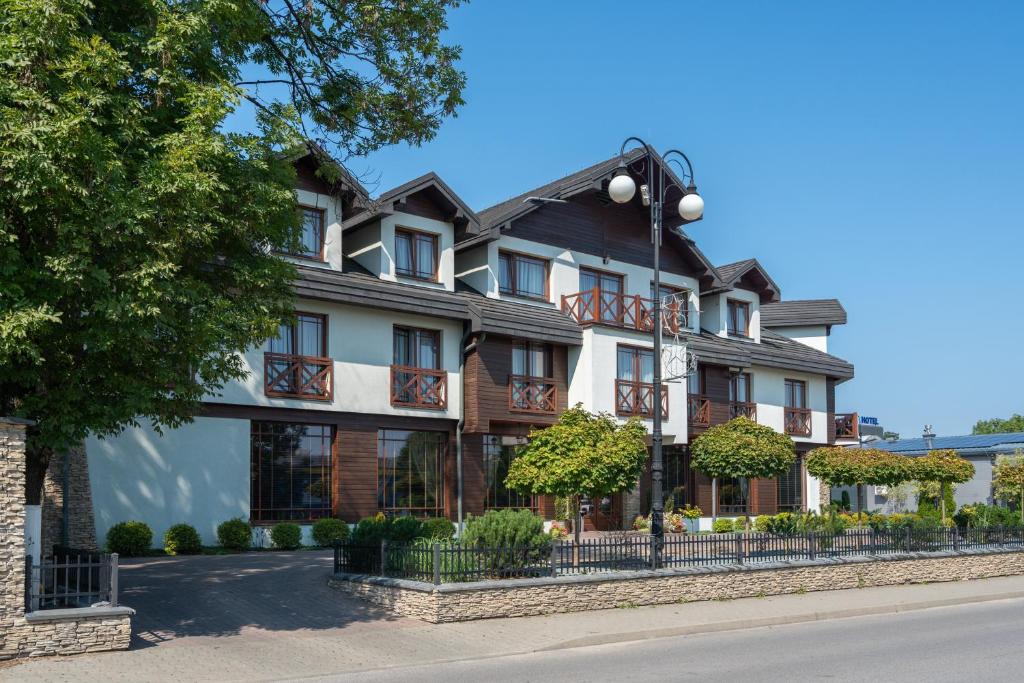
(86, 148, 857, 544)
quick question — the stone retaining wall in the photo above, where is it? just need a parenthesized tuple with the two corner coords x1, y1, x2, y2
(330, 548, 1024, 623)
(0, 419, 132, 660)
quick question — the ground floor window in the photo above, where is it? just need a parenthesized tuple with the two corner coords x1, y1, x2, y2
(250, 421, 333, 523)
(377, 429, 446, 516)
(663, 446, 688, 511)
(483, 434, 534, 510)
(778, 458, 803, 512)
(719, 476, 749, 515)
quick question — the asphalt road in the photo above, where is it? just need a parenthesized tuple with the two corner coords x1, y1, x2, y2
(319, 598, 1024, 683)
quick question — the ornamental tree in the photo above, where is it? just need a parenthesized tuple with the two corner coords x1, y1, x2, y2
(911, 449, 975, 521)
(992, 453, 1024, 522)
(805, 447, 916, 515)
(690, 417, 796, 519)
(504, 405, 648, 543)
(0, 0, 466, 501)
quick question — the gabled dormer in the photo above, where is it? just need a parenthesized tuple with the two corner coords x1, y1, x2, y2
(701, 258, 780, 343)
(760, 299, 847, 353)
(342, 173, 480, 291)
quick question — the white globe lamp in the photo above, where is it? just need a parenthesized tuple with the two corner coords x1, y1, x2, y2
(608, 173, 636, 204)
(678, 193, 704, 221)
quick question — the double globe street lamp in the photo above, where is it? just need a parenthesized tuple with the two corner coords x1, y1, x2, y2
(607, 137, 703, 566)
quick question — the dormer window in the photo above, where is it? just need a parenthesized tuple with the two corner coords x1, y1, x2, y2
(292, 206, 325, 260)
(499, 250, 548, 301)
(395, 228, 438, 281)
(727, 299, 751, 338)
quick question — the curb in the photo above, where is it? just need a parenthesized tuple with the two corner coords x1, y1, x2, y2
(538, 590, 1024, 652)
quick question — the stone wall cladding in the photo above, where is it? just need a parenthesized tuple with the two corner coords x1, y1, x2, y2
(41, 444, 98, 553)
(0, 419, 131, 660)
(330, 549, 1024, 624)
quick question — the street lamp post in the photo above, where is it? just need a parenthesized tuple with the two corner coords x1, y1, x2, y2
(608, 137, 703, 567)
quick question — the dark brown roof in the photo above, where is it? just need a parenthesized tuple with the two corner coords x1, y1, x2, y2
(687, 327, 854, 380)
(760, 299, 847, 328)
(458, 294, 582, 346)
(706, 258, 781, 303)
(342, 172, 481, 233)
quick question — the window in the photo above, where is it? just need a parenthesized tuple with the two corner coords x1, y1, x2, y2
(651, 283, 690, 330)
(393, 326, 440, 369)
(499, 251, 548, 300)
(395, 228, 438, 281)
(483, 435, 534, 509)
(664, 446, 688, 509)
(580, 267, 624, 323)
(510, 342, 555, 412)
(778, 458, 803, 512)
(377, 429, 446, 516)
(784, 379, 811, 436)
(512, 342, 551, 378)
(616, 345, 661, 417)
(785, 379, 807, 408)
(265, 313, 331, 399)
(292, 206, 325, 260)
(718, 476, 749, 515)
(729, 372, 755, 419)
(250, 422, 332, 522)
(392, 326, 445, 408)
(687, 368, 709, 426)
(727, 299, 751, 337)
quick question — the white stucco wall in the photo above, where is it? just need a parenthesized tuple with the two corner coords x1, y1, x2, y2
(750, 366, 827, 445)
(87, 418, 251, 546)
(293, 188, 344, 271)
(216, 298, 463, 421)
(701, 290, 760, 342)
(380, 212, 456, 291)
(773, 325, 829, 353)
(454, 243, 492, 296)
(344, 221, 383, 275)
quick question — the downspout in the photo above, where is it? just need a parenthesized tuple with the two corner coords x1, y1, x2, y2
(457, 327, 486, 532)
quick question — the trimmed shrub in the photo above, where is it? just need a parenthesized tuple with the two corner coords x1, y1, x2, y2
(311, 518, 350, 547)
(754, 515, 772, 533)
(954, 503, 1021, 529)
(351, 514, 391, 545)
(764, 512, 799, 536)
(711, 518, 734, 534)
(462, 509, 549, 548)
(163, 523, 202, 555)
(389, 516, 423, 543)
(270, 522, 302, 549)
(217, 518, 252, 551)
(420, 518, 456, 540)
(106, 521, 153, 556)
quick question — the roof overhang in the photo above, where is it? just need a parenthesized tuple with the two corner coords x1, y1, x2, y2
(343, 172, 481, 234)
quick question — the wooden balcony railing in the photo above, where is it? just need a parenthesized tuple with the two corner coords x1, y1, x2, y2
(561, 288, 687, 333)
(264, 353, 333, 401)
(390, 365, 447, 410)
(615, 380, 669, 419)
(834, 412, 859, 439)
(508, 375, 557, 414)
(785, 407, 812, 437)
(688, 395, 711, 427)
(730, 401, 757, 420)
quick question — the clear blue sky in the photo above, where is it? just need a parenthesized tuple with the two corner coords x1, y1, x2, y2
(237, 1, 1024, 438)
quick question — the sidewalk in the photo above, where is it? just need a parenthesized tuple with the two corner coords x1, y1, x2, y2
(6, 574, 1024, 682)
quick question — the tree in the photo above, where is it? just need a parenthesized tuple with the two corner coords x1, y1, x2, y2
(972, 414, 1024, 435)
(911, 450, 975, 522)
(504, 405, 648, 543)
(805, 447, 916, 515)
(992, 453, 1024, 522)
(882, 431, 900, 441)
(690, 417, 796, 520)
(0, 0, 466, 500)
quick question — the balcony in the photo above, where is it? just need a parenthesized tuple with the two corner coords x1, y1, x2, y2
(561, 288, 687, 333)
(508, 375, 557, 414)
(390, 365, 448, 410)
(785, 408, 812, 437)
(834, 412, 859, 439)
(263, 353, 333, 401)
(688, 395, 710, 427)
(615, 380, 669, 419)
(730, 401, 757, 420)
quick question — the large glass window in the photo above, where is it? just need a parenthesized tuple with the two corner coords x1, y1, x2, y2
(392, 326, 444, 407)
(483, 435, 534, 509)
(250, 422, 332, 522)
(718, 476, 749, 515)
(651, 283, 689, 330)
(580, 267, 624, 323)
(499, 251, 548, 300)
(266, 313, 329, 398)
(395, 228, 438, 280)
(727, 299, 751, 337)
(377, 430, 446, 515)
(512, 342, 551, 378)
(289, 206, 325, 260)
(616, 345, 657, 416)
(269, 313, 325, 357)
(778, 458, 803, 512)
(663, 446, 688, 511)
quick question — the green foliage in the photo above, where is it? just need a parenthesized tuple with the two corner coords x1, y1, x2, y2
(882, 431, 900, 441)
(419, 518, 456, 540)
(806, 447, 916, 488)
(351, 514, 390, 545)
(690, 417, 796, 480)
(270, 522, 302, 550)
(680, 504, 702, 520)
(504, 405, 649, 500)
(311, 519, 350, 547)
(0, 0, 467, 491)
(763, 513, 799, 536)
(913, 450, 974, 485)
(461, 510, 550, 549)
(992, 454, 1024, 521)
(217, 518, 252, 551)
(162, 523, 201, 555)
(972, 414, 1024, 435)
(389, 517, 424, 543)
(954, 503, 1021, 529)
(754, 515, 772, 533)
(553, 496, 575, 522)
(106, 521, 153, 556)
(712, 518, 735, 534)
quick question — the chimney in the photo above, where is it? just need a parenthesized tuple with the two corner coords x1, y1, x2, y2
(922, 425, 936, 450)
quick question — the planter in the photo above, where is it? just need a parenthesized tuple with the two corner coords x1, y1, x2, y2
(683, 518, 700, 534)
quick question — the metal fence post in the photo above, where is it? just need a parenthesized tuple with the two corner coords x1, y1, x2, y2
(808, 532, 816, 561)
(904, 525, 912, 553)
(650, 534, 658, 570)
(734, 533, 744, 565)
(110, 553, 119, 607)
(24, 555, 33, 613)
(432, 543, 441, 585)
(380, 540, 388, 576)
(549, 542, 559, 578)
(951, 526, 960, 552)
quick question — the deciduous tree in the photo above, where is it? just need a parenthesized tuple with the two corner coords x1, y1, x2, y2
(972, 414, 1024, 435)
(805, 447, 916, 515)
(992, 453, 1024, 523)
(911, 449, 975, 522)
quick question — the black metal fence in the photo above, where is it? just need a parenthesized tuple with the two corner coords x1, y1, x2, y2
(26, 547, 119, 611)
(334, 525, 1024, 585)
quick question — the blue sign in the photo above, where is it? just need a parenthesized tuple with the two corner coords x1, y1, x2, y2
(859, 416, 879, 425)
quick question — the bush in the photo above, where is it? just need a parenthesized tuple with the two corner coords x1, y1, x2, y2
(712, 518, 734, 534)
(420, 518, 456, 540)
(106, 521, 153, 556)
(632, 514, 651, 532)
(389, 516, 423, 543)
(270, 522, 302, 549)
(764, 512, 799, 536)
(462, 509, 549, 548)
(350, 514, 391, 545)
(311, 518, 350, 547)
(754, 515, 772, 533)
(954, 503, 1021, 529)
(163, 523, 202, 555)
(217, 518, 252, 551)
